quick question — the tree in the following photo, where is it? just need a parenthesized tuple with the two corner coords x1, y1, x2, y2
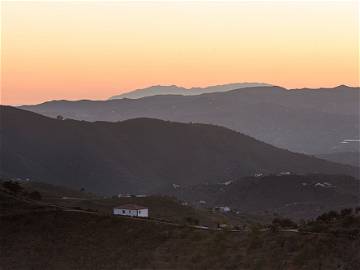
(269, 224, 279, 233)
(340, 208, 353, 217)
(184, 217, 199, 226)
(2, 181, 23, 195)
(316, 210, 339, 223)
(272, 218, 298, 229)
(28, 191, 42, 201)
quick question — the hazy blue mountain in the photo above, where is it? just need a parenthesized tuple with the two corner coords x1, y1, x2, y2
(20, 85, 360, 154)
(1, 106, 358, 195)
(109, 82, 272, 99)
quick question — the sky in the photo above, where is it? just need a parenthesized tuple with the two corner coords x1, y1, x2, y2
(1, 0, 359, 105)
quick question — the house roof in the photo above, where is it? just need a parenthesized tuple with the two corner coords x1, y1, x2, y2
(114, 204, 147, 210)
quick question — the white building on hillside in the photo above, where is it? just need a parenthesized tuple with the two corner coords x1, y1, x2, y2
(113, 204, 149, 217)
(214, 206, 231, 213)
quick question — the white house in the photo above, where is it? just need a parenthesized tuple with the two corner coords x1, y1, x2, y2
(214, 206, 231, 213)
(113, 204, 149, 217)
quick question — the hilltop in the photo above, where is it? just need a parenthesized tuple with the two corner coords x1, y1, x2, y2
(109, 82, 272, 99)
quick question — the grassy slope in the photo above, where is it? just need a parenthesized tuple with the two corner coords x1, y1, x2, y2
(1, 209, 359, 270)
(1, 182, 360, 270)
(8, 180, 258, 228)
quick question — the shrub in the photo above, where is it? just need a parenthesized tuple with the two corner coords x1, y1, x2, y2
(316, 210, 339, 223)
(269, 224, 279, 233)
(2, 181, 23, 195)
(184, 217, 199, 226)
(305, 221, 329, 233)
(27, 191, 42, 201)
(340, 208, 353, 217)
(272, 218, 298, 229)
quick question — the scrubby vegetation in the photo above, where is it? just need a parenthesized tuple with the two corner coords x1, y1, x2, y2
(2, 180, 23, 195)
(2, 180, 42, 201)
(1, 179, 359, 269)
(1, 179, 253, 228)
(299, 208, 360, 239)
(1, 209, 359, 270)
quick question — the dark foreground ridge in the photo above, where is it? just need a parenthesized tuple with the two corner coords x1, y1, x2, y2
(1, 181, 360, 270)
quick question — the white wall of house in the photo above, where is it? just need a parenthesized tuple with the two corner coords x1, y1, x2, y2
(137, 208, 148, 217)
(113, 208, 148, 217)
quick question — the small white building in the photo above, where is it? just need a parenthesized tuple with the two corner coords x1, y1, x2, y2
(214, 206, 231, 213)
(113, 204, 149, 217)
(117, 194, 131, 198)
(278, 171, 291, 176)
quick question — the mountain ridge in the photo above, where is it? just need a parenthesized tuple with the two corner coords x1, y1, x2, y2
(109, 82, 272, 99)
(19, 85, 360, 154)
(1, 106, 358, 195)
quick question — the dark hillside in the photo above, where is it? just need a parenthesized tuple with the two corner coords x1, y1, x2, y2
(1, 207, 359, 270)
(1, 106, 358, 194)
(1, 179, 359, 270)
(169, 174, 360, 219)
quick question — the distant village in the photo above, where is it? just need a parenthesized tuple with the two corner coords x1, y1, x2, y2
(111, 170, 331, 223)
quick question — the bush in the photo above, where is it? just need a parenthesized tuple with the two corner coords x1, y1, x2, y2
(2, 181, 23, 195)
(316, 210, 339, 223)
(340, 208, 353, 217)
(27, 191, 42, 201)
(184, 217, 199, 226)
(304, 221, 329, 233)
(272, 218, 297, 229)
(268, 224, 279, 233)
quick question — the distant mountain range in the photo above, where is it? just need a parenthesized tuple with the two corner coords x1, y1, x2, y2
(20, 85, 360, 154)
(1, 106, 358, 195)
(109, 83, 272, 99)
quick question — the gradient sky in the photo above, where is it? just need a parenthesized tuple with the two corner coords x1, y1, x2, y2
(1, 1, 359, 105)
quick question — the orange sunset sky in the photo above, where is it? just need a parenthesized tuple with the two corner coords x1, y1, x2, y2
(1, 0, 359, 105)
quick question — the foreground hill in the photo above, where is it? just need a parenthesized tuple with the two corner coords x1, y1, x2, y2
(1, 106, 358, 195)
(1, 192, 360, 270)
(20, 85, 360, 154)
(109, 82, 271, 99)
(0, 178, 252, 228)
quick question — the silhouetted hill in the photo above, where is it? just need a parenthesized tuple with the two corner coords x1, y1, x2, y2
(0, 106, 358, 195)
(20, 85, 360, 154)
(109, 82, 272, 99)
